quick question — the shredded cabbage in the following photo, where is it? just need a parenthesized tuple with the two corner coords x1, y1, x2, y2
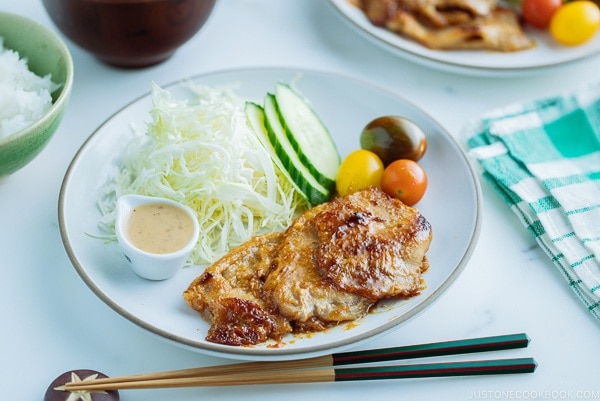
(98, 82, 309, 265)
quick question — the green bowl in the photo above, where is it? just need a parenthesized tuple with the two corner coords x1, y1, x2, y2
(0, 12, 73, 177)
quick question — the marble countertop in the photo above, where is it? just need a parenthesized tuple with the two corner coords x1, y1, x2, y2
(2, 1, 599, 400)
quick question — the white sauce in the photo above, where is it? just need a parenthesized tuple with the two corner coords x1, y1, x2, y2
(126, 203, 195, 254)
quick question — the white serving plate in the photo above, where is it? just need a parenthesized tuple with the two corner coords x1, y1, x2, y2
(59, 67, 482, 361)
(328, 0, 600, 76)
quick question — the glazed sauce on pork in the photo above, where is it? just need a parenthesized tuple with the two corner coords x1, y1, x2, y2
(183, 187, 432, 346)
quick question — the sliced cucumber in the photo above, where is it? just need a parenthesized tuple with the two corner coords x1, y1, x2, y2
(245, 101, 300, 192)
(274, 83, 340, 187)
(261, 94, 331, 205)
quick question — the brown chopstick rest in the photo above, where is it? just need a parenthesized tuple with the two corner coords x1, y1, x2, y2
(45, 369, 119, 401)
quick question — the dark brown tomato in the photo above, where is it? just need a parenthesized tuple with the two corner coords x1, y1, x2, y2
(360, 116, 427, 166)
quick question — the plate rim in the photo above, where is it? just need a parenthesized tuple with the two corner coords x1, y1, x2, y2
(58, 66, 483, 360)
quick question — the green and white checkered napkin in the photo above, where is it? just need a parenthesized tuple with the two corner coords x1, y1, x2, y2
(463, 83, 600, 323)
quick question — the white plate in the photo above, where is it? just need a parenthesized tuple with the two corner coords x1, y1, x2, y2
(59, 68, 482, 361)
(328, 0, 600, 76)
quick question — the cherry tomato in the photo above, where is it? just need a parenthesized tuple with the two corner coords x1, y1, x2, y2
(522, 0, 563, 29)
(381, 159, 427, 206)
(336, 149, 384, 196)
(550, 1, 600, 45)
(360, 116, 427, 166)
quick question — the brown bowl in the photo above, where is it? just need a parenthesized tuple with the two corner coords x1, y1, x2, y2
(42, 0, 216, 68)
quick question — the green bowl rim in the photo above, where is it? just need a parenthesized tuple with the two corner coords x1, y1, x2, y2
(0, 11, 74, 146)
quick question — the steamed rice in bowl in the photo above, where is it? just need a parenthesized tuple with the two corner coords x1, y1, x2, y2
(0, 11, 73, 177)
(0, 38, 60, 139)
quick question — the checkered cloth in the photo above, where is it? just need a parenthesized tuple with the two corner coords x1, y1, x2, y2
(463, 83, 600, 323)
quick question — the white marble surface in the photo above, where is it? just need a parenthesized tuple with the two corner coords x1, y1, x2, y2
(2, 1, 600, 400)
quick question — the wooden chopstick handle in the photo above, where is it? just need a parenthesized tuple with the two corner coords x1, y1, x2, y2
(61, 355, 333, 387)
(64, 369, 336, 390)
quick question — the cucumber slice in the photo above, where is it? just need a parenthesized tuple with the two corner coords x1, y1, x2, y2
(274, 83, 340, 187)
(245, 101, 299, 189)
(262, 94, 331, 205)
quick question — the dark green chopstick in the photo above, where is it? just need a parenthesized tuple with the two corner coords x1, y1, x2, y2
(334, 358, 537, 382)
(332, 333, 530, 365)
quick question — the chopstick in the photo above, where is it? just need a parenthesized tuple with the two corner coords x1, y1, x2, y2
(62, 358, 536, 390)
(65, 333, 530, 386)
(60, 333, 534, 391)
(331, 332, 530, 365)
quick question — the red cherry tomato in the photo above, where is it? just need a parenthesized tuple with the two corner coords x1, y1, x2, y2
(381, 159, 428, 206)
(522, 0, 563, 29)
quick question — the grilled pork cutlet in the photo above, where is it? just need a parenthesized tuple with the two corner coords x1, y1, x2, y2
(316, 187, 431, 302)
(184, 187, 432, 346)
(358, 0, 534, 52)
(183, 232, 292, 346)
(262, 202, 374, 333)
(361, 0, 497, 28)
(385, 7, 534, 51)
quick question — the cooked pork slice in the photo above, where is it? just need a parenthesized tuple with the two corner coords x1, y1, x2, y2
(400, 0, 497, 28)
(361, 0, 401, 26)
(183, 232, 292, 346)
(360, 0, 497, 28)
(357, 0, 534, 52)
(385, 7, 535, 51)
(263, 203, 373, 332)
(185, 187, 433, 346)
(316, 187, 431, 302)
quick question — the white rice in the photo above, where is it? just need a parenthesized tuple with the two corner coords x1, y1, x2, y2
(0, 37, 60, 139)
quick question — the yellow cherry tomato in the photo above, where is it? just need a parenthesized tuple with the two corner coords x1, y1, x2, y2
(550, 1, 600, 46)
(336, 149, 384, 196)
